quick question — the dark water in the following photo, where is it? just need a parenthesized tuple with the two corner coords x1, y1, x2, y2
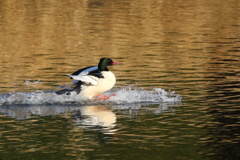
(0, 0, 240, 159)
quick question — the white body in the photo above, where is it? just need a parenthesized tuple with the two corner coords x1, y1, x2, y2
(74, 71, 116, 99)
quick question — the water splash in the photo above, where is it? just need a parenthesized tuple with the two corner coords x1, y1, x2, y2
(0, 86, 181, 106)
(25, 79, 41, 85)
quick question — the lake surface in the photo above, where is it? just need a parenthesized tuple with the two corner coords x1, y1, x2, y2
(0, 0, 240, 159)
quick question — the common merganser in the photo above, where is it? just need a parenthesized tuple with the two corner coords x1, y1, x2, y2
(56, 58, 121, 100)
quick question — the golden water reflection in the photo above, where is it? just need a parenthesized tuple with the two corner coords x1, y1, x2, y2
(0, 0, 240, 94)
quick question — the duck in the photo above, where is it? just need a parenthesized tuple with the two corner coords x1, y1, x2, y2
(56, 57, 121, 100)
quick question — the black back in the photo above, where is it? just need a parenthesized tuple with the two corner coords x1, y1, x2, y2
(71, 66, 95, 75)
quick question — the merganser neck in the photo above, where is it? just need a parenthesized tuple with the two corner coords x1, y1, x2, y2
(98, 63, 109, 71)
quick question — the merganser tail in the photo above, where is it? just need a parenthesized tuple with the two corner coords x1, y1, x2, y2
(56, 81, 83, 95)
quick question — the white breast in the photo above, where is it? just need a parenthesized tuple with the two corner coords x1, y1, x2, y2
(80, 71, 116, 99)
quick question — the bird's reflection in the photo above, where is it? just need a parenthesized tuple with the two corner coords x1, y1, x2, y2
(71, 105, 117, 134)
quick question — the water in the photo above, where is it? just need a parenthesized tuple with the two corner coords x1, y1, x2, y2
(0, 0, 240, 159)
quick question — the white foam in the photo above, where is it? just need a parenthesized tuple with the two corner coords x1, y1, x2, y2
(108, 87, 181, 104)
(0, 86, 181, 106)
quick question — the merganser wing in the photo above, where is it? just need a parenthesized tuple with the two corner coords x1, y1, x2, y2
(66, 66, 104, 86)
(66, 74, 99, 85)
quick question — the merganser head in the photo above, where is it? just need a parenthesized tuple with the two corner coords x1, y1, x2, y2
(98, 58, 121, 71)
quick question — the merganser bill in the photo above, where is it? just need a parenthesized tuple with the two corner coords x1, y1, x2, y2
(56, 58, 121, 100)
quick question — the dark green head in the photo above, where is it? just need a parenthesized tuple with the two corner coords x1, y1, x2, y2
(98, 58, 121, 71)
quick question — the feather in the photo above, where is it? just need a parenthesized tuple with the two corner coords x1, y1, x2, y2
(72, 66, 98, 76)
(66, 74, 98, 86)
